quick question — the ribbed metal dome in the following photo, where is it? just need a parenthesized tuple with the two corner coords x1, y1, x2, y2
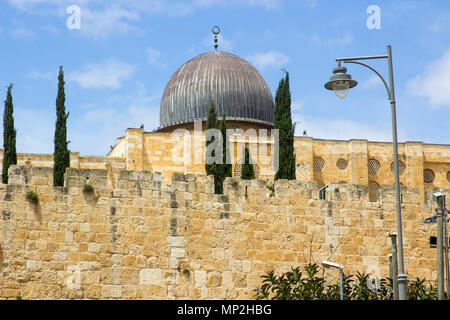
(160, 51, 274, 129)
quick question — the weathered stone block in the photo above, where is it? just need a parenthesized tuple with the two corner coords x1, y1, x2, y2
(88, 243, 101, 253)
(171, 247, 186, 259)
(167, 236, 185, 247)
(206, 271, 222, 287)
(172, 173, 186, 182)
(140, 269, 163, 285)
(101, 285, 122, 298)
(194, 270, 207, 288)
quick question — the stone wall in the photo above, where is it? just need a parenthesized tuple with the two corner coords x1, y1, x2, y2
(3, 132, 450, 205)
(109, 129, 450, 203)
(0, 165, 444, 299)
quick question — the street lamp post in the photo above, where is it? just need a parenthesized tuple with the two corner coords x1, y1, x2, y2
(423, 196, 450, 298)
(433, 192, 448, 299)
(389, 233, 399, 300)
(324, 45, 407, 300)
(444, 197, 450, 296)
(322, 260, 344, 300)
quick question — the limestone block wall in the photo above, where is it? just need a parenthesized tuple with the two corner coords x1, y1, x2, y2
(0, 150, 125, 192)
(0, 150, 125, 183)
(6, 129, 450, 205)
(119, 128, 277, 184)
(0, 165, 444, 300)
(297, 139, 450, 203)
(112, 129, 450, 203)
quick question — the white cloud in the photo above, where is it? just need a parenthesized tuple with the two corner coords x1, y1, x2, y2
(6, 0, 280, 40)
(293, 113, 392, 142)
(107, 83, 161, 109)
(407, 49, 450, 107)
(360, 75, 383, 90)
(308, 0, 318, 9)
(247, 0, 279, 9)
(7, 1, 140, 39)
(118, 0, 192, 16)
(0, 84, 161, 156)
(27, 71, 55, 80)
(78, 105, 159, 154)
(6, 0, 90, 11)
(67, 58, 137, 89)
(147, 47, 161, 65)
(6, 0, 56, 10)
(430, 17, 450, 32)
(8, 0, 279, 17)
(76, 86, 161, 154)
(247, 51, 290, 70)
(216, 34, 233, 51)
(42, 24, 60, 35)
(291, 100, 303, 112)
(291, 96, 398, 141)
(331, 33, 354, 46)
(10, 27, 37, 40)
(79, 6, 140, 39)
(13, 107, 55, 154)
(311, 32, 354, 46)
(194, 0, 279, 10)
(202, 33, 234, 52)
(146, 47, 168, 68)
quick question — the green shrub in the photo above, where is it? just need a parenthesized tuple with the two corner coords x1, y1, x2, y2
(255, 263, 439, 300)
(26, 190, 39, 204)
(83, 184, 94, 194)
(255, 264, 327, 300)
(408, 278, 437, 300)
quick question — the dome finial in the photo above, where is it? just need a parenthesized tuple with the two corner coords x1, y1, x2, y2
(212, 26, 220, 51)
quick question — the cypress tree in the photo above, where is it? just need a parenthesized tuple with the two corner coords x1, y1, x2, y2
(241, 147, 255, 180)
(215, 113, 232, 194)
(220, 113, 232, 178)
(2, 84, 17, 184)
(274, 71, 296, 180)
(205, 100, 218, 178)
(53, 66, 70, 187)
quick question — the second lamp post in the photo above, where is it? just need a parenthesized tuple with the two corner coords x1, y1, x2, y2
(324, 45, 407, 300)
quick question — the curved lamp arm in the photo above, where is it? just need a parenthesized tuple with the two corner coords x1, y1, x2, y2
(342, 60, 392, 101)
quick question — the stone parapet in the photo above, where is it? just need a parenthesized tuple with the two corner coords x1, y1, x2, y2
(0, 165, 443, 299)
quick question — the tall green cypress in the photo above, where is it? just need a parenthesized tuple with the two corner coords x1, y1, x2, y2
(241, 147, 255, 180)
(215, 113, 232, 194)
(205, 102, 233, 194)
(2, 84, 17, 184)
(274, 72, 296, 180)
(53, 66, 70, 187)
(220, 113, 232, 179)
(205, 101, 218, 179)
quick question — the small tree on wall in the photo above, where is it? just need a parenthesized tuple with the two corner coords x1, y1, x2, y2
(53, 66, 70, 187)
(2, 84, 17, 184)
(241, 147, 255, 180)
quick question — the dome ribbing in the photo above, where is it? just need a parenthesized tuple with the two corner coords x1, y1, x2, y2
(160, 51, 274, 129)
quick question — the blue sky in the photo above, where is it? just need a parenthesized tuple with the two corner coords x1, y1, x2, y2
(1, 0, 450, 156)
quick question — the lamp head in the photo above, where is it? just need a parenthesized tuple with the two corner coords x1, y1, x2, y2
(324, 66, 358, 99)
(321, 260, 343, 270)
(433, 192, 444, 205)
